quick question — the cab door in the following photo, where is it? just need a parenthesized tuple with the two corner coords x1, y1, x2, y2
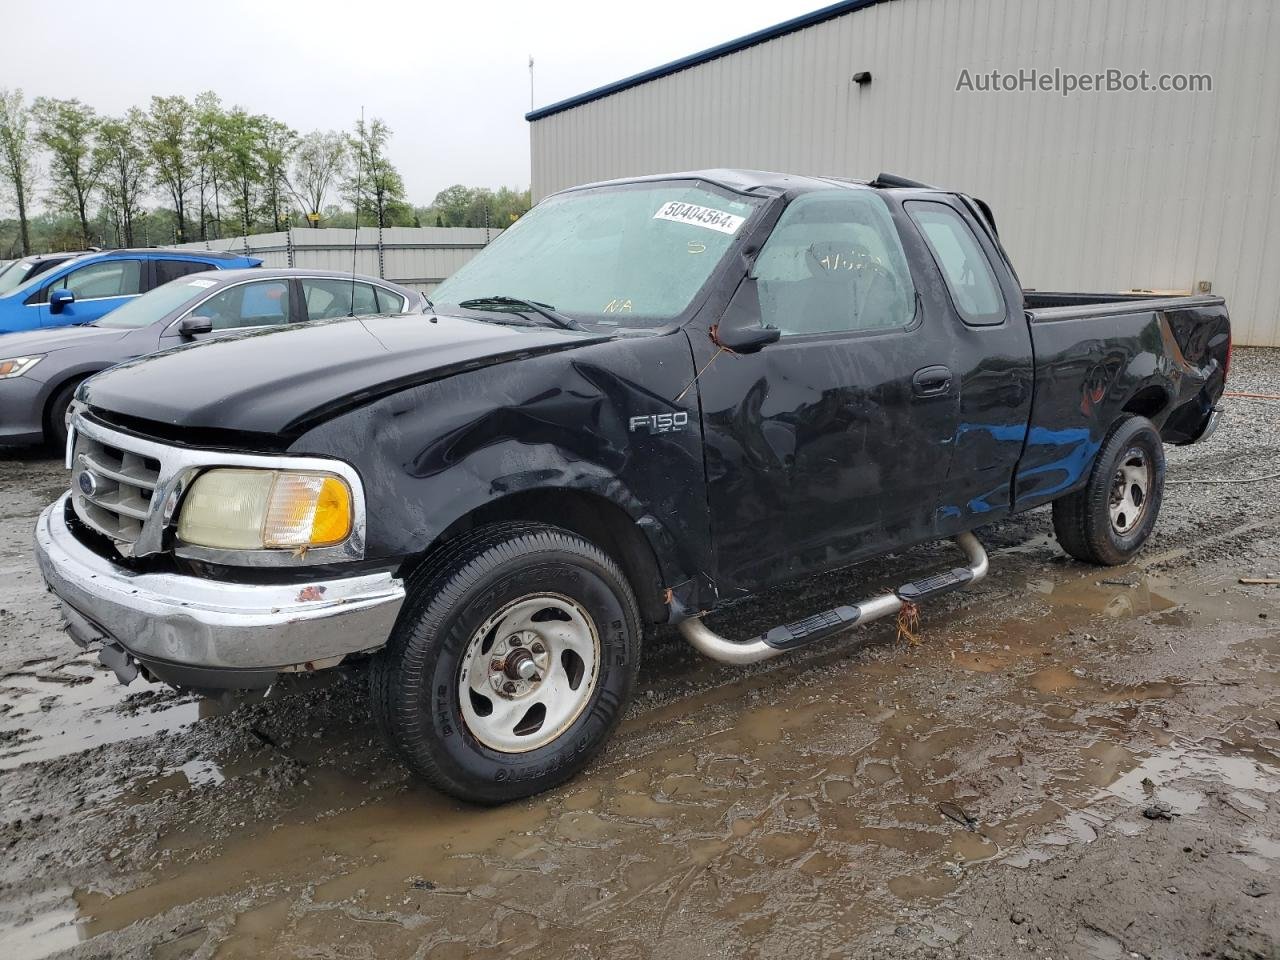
(695, 189, 961, 596)
(901, 198, 1034, 532)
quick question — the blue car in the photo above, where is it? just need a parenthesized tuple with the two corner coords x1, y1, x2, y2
(0, 248, 261, 334)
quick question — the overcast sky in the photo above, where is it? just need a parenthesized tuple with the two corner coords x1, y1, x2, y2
(3, 0, 819, 209)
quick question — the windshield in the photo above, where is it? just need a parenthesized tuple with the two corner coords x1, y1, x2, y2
(96, 276, 217, 329)
(430, 182, 762, 329)
(0, 259, 35, 295)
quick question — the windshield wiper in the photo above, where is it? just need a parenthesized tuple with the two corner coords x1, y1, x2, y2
(457, 295, 584, 331)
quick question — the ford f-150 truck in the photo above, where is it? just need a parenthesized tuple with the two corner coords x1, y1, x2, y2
(34, 170, 1229, 804)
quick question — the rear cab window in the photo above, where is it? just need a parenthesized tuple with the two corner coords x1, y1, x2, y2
(905, 201, 1006, 326)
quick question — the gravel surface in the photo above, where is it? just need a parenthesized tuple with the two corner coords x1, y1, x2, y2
(0, 348, 1277, 960)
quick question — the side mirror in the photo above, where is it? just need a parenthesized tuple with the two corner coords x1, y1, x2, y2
(48, 289, 75, 314)
(714, 277, 780, 354)
(179, 315, 214, 338)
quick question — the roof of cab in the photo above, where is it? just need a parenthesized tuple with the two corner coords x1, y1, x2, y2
(554, 167, 878, 200)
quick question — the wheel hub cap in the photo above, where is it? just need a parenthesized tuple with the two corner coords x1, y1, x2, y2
(458, 594, 601, 753)
(1109, 447, 1151, 535)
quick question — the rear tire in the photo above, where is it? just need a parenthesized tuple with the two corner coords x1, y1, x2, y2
(1052, 414, 1165, 566)
(370, 522, 641, 804)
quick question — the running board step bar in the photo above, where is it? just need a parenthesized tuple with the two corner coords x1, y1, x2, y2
(678, 532, 989, 666)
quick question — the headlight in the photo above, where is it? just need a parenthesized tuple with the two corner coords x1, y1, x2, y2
(0, 356, 43, 379)
(177, 469, 353, 551)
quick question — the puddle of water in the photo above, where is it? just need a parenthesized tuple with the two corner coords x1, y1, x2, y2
(1102, 747, 1280, 806)
(1235, 830, 1280, 873)
(1038, 572, 1176, 618)
(0, 886, 89, 958)
(0, 658, 204, 771)
(1003, 744, 1280, 870)
(0, 655, 332, 772)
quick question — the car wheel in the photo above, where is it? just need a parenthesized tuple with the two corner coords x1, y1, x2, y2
(1052, 414, 1166, 566)
(45, 380, 81, 452)
(370, 522, 641, 804)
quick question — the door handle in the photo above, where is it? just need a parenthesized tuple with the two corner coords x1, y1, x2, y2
(912, 364, 953, 398)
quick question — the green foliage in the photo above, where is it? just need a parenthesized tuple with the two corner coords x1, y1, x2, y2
(0, 89, 526, 252)
(142, 95, 196, 242)
(343, 117, 411, 227)
(288, 130, 347, 227)
(94, 109, 150, 246)
(32, 97, 103, 247)
(260, 119, 298, 231)
(0, 87, 37, 255)
(422, 184, 531, 228)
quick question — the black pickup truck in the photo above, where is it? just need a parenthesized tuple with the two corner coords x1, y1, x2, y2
(34, 170, 1229, 803)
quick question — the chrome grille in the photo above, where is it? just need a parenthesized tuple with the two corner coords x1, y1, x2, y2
(71, 430, 163, 546)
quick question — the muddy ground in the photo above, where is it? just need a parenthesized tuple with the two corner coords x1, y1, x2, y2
(1, 351, 1279, 960)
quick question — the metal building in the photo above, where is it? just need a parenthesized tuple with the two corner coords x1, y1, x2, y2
(528, 0, 1280, 346)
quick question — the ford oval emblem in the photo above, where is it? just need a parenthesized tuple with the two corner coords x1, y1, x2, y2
(77, 470, 99, 497)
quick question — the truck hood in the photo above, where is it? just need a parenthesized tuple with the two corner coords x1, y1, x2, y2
(0, 323, 129, 357)
(79, 313, 612, 439)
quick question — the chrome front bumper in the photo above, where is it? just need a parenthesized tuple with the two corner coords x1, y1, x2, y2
(34, 495, 405, 687)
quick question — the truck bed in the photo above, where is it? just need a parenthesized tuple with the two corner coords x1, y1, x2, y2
(1024, 290, 1224, 319)
(1011, 289, 1230, 515)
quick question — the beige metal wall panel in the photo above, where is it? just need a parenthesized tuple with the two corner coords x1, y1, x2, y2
(530, 0, 1280, 346)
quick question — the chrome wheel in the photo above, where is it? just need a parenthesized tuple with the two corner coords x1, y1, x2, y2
(458, 593, 600, 753)
(1109, 446, 1151, 535)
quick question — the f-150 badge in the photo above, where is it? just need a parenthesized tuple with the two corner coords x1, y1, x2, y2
(630, 412, 689, 434)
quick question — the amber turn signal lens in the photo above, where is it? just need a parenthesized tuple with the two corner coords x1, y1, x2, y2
(180, 469, 354, 552)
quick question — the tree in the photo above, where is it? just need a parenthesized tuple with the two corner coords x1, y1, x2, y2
(0, 88, 38, 255)
(343, 116, 408, 228)
(95, 110, 150, 246)
(425, 184, 531, 228)
(289, 130, 346, 227)
(192, 92, 225, 240)
(33, 97, 104, 248)
(142, 95, 195, 242)
(259, 119, 297, 231)
(429, 184, 472, 226)
(219, 107, 267, 235)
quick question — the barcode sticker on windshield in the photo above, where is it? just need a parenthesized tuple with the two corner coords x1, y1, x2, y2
(187, 278, 216, 288)
(653, 201, 745, 235)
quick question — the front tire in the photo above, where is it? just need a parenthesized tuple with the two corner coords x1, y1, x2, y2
(1052, 414, 1166, 566)
(370, 522, 641, 804)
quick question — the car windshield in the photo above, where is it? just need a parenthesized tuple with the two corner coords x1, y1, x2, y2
(95, 276, 217, 329)
(430, 182, 763, 329)
(0, 259, 36, 295)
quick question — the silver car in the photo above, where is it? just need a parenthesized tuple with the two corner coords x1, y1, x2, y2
(0, 268, 428, 448)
